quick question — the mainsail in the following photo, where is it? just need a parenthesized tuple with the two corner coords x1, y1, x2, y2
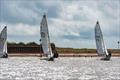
(40, 14, 53, 60)
(95, 21, 108, 56)
(0, 26, 8, 58)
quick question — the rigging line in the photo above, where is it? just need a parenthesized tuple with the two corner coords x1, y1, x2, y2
(118, 0, 120, 49)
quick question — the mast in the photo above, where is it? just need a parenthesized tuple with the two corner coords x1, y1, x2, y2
(117, 0, 120, 49)
(118, 25, 120, 49)
(118, 41, 120, 49)
(4, 26, 7, 54)
(117, 16, 120, 49)
(117, 19, 120, 49)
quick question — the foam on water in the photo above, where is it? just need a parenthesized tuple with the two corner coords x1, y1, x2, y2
(0, 57, 120, 80)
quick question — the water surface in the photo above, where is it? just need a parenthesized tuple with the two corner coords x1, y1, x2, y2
(0, 57, 120, 80)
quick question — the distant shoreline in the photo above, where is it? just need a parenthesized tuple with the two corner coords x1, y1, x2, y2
(8, 53, 120, 57)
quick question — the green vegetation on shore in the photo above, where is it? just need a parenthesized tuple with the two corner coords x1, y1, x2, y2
(7, 42, 120, 53)
(56, 48, 120, 53)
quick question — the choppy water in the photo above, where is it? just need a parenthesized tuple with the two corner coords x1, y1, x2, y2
(0, 57, 120, 80)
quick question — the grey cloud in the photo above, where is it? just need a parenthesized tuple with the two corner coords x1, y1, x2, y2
(0, 0, 119, 48)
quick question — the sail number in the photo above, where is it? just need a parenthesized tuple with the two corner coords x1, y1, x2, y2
(41, 32, 45, 38)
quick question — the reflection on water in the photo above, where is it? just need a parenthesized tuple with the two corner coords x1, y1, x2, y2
(0, 57, 120, 80)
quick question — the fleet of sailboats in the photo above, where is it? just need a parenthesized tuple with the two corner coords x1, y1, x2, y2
(0, 26, 8, 58)
(0, 15, 114, 61)
(95, 21, 111, 60)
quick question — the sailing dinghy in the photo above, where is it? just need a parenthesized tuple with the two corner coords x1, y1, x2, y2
(0, 26, 8, 58)
(95, 21, 111, 60)
(40, 14, 54, 61)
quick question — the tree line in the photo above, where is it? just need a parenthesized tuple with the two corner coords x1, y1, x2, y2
(7, 42, 119, 53)
(7, 42, 39, 47)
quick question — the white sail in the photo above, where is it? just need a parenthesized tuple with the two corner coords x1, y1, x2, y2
(0, 26, 7, 57)
(95, 21, 108, 56)
(40, 14, 53, 58)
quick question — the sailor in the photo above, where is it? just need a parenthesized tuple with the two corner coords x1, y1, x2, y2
(101, 51, 111, 61)
(51, 43, 59, 58)
(108, 51, 111, 59)
(109, 51, 111, 56)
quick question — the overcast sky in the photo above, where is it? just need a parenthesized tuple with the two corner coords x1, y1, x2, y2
(0, 0, 120, 49)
